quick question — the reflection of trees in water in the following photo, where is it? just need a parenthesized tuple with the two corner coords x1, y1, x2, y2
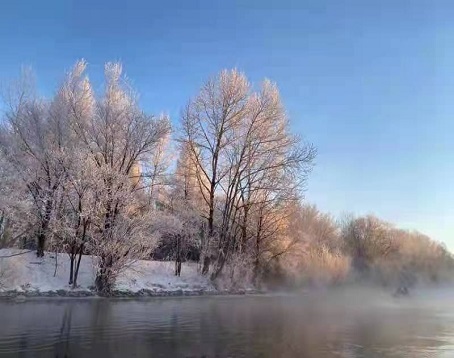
(181, 297, 450, 358)
(0, 296, 452, 357)
(54, 303, 73, 358)
(117, 298, 453, 357)
(272, 299, 449, 358)
(18, 333, 29, 358)
(90, 300, 111, 343)
(52, 300, 114, 357)
(48, 300, 113, 358)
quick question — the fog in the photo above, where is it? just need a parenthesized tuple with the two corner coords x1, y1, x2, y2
(1, 287, 454, 357)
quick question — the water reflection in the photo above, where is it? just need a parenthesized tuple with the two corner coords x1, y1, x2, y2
(55, 303, 73, 358)
(0, 291, 453, 357)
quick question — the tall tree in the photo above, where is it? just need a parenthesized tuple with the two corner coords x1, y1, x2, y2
(180, 70, 315, 280)
(0, 70, 70, 256)
(341, 215, 396, 273)
(62, 61, 171, 293)
(180, 69, 249, 274)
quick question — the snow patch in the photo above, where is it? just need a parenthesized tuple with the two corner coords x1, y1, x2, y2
(0, 249, 215, 295)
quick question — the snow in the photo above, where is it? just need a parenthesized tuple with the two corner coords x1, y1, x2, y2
(0, 249, 215, 295)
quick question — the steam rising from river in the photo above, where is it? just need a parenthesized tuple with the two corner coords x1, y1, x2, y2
(1, 286, 454, 357)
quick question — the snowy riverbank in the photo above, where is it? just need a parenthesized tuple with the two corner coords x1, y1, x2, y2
(0, 249, 232, 298)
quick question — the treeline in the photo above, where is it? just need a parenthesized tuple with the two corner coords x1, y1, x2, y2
(0, 61, 451, 294)
(277, 206, 454, 289)
(0, 61, 314, 293)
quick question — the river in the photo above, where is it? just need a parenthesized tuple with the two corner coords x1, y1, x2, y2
(0, 288, 453, 357)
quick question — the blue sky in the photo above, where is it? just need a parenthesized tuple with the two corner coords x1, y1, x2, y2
(0, 0, 453, 248)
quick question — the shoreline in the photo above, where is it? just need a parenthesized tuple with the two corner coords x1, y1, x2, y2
(0, 249, 230, 300)
(0, 288, 263, 300)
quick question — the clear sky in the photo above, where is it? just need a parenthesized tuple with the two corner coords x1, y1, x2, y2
(0, 0, 453, 248)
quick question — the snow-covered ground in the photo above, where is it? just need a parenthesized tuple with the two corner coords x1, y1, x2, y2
(0, 249, 215, 296)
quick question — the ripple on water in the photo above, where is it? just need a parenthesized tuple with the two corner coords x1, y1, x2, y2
(0, 294, 454, 357)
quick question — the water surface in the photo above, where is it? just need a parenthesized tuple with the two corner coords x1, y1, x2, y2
(1, 289, 453, 357)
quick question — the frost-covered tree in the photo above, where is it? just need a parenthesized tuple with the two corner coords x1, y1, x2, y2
(341, 215, 397, 273)
(0, 70, 71, 256)
(0, 154, 32, 248)
(2, 60, 453, 295)
(60, 61, 171, 293)
(172, 141, 210, 272)
(1, 60, 171, 293)
(180, 70, 315, 282)
(146, 132, 172, 208)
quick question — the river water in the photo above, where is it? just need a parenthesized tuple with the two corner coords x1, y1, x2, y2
(0, 289, 453, 357)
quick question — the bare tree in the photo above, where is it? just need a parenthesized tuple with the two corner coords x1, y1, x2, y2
(180, 70, 315, 283)
(0, 154, 33, 248)
(341, 215, 396, 273)
(0, 70, 70, 256)
(143, 132, 172, 208)
(277, 203, 347, 287)
(60, 61, 170, 293)
(50, 152, 97, 288)
(173, 141, 210, 272)
(180, 69, 249, 274)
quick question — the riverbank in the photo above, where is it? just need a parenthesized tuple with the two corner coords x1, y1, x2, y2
(0, 249, 255, 298)
(0, 287, 259, 299)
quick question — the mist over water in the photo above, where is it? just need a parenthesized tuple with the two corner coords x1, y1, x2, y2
(1, 288, 454, 357)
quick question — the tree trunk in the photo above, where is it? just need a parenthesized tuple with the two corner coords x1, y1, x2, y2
(53, 251, 58, 277)
(201, 256, 210, 275)
(69, 254, 75, 285)
(208, 176, 216, 237)
(175, 235, 182, 276)
(211, 255, 226, 280)
(95, 267, 112, 295)
(36, 232, 46, 257)
(253, 215, 263, 285)
(95, 269, 109, 294)
(36, 198, 53, 257)
(175, 260, 182, 277)
(0, 211, 5, 244)
(211, 237, 229, 280)
(241, 204, 249, 252)
(73, 220, 88, 289)
(72, 243, 84, 289)
(208, 206, 214, 238)
(95, 255, 114, 295)
(253, 256, 260, 286)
